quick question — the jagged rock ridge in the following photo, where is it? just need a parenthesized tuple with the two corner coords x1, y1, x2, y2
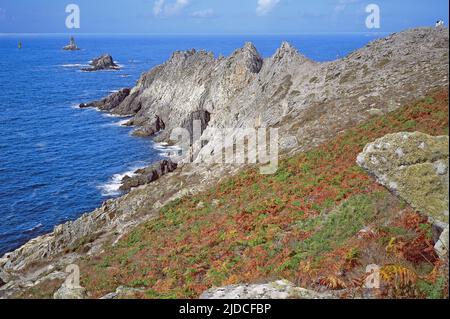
(81, 28, 448, 164)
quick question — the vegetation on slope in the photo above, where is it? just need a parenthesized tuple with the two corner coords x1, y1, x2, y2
(78, 89, 448, 299)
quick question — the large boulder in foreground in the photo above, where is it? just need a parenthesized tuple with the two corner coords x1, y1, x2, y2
(82, 54, 120, 72)
(357, 132, 449, 226)
(435, 225, 449, 259)
(200, 280, 335, 299)
(53, 284, 87, 299)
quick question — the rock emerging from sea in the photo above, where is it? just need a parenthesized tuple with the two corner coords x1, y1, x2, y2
(80, 88, 131, 112)
(120, 159, 177, 192)
(63, 36, 80, 51)
(82, 54, 120, 72)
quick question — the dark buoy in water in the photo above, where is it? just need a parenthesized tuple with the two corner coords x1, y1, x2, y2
(18, 41, 22, 49)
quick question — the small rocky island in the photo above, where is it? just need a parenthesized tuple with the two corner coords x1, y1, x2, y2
(62, 36, 80, 51)
(82, 54, 120, 72)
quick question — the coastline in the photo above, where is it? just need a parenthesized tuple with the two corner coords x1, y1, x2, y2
(0, 27, 448, 299)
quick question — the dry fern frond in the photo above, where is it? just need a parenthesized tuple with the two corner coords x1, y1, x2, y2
(318, 276, 347, 290)
(380, 264, 418, 288)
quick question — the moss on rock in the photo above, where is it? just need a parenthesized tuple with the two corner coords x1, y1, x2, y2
(357, 132, 449, 224)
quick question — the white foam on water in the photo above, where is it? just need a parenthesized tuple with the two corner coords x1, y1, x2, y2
(116, 119, 131, 127)
(60, 63, 86, 68)
(153, 142, 183, 158)
(102, 113, 130, 118)
(101, 119, 131, 127)
(98, 163, 147, 197)
(24, 223, 43, 233)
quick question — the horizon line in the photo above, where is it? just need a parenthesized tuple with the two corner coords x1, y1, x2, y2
(0, 31, 394, 37)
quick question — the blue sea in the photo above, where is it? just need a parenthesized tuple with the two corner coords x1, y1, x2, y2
(0, 33, 383, 255)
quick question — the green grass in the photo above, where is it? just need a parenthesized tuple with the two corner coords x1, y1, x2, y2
(289, 193, 382, 265)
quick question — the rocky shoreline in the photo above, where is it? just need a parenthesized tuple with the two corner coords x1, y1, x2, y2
(0, 27, 448, 299)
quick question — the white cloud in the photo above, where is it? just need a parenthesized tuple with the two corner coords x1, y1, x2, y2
(153, 0, 191, 17)
(190, 9, 215, 18)
(256, 0, 280, 16)
(153, 0, 165, 16)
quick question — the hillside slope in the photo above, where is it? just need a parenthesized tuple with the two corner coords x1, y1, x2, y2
(74, 89, 448, 299)
(25, 89, 447, 299)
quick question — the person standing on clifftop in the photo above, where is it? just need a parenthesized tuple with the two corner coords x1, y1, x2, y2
(436, 20, 445, 27)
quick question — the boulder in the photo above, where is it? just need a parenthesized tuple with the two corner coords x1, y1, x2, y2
(200, 280, 335, 299)
(100, 286, 145, 299)
(357, 132, 449, 225)
(132, 115, 165, 137)
(435, 225, 449, 259)
(53, 284, 87, 299)
(82, 54, 120, 72)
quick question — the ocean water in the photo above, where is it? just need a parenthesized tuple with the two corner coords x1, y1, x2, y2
(0, 33, 382, 255)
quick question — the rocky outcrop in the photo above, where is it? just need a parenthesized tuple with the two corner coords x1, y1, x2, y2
(53, 284, 87, 299)
(357, 132, 449, 260)
(81, 28, 448, 164)
(120, 159, 177, 192)
(63, 37, 80, 51)
(80, 88, 131, 112)
(132, 115, 166, 137)
(357, 132, 449, 226)
(82, 54, 120, 72)
(101, 286, 145, 299)
(435, 225, 449, 259)
(200, 280, 336, 299)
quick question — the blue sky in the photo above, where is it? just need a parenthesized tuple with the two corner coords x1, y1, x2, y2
(0, 0, 448, 34)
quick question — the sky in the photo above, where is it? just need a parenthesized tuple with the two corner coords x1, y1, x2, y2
(0, 0, 448, 34)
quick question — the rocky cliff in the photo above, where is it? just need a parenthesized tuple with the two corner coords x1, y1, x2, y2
(1, 27, 449, 299)
(84, 28, 448, 158)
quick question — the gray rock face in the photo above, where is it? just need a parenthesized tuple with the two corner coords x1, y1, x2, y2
(100, 286, 145, 299)
(120, 159, 178, 192)
(435, 225, 449, 259)
(53, 284, 87, 299)
(132, 115, 165, 137)
(83, 28, 449, 162)
(80, 88, 131, 112)
(357, 132, 449, 225)
(200, 280, 335, 299)
(82, 54, 120, 72)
